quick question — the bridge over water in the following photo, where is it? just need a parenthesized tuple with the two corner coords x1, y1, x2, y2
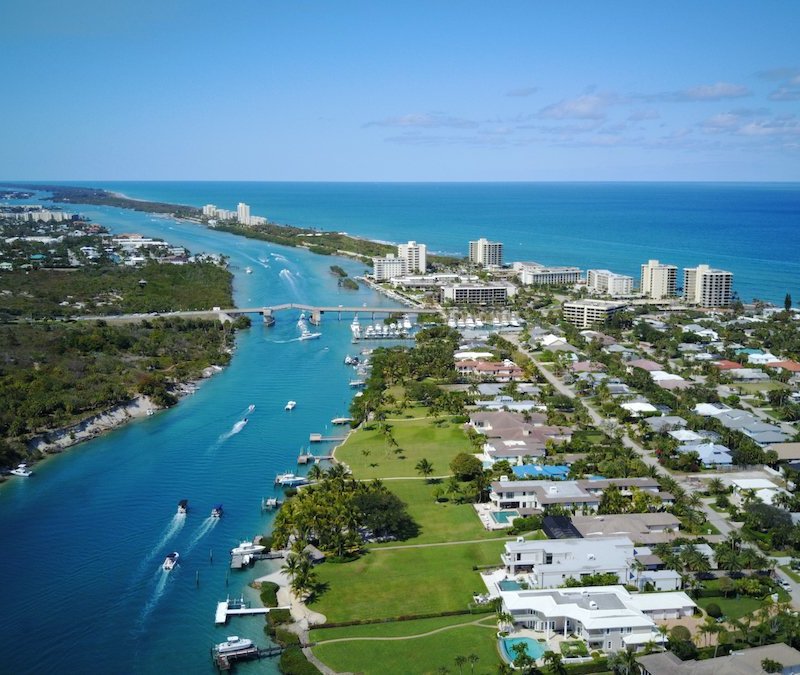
(231, 303, 440, 325)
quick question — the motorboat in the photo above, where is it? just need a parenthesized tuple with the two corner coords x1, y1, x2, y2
(9, 463, 32, 477)
(214, 636, 254, 655)
(245, 266, 253, 274)
(163, 552, 179, 571)
(331, 417, 352, 425)
(298, 326, 321, 341)
(230, 540, 266, 556)
(349, 379, 365, 388)
(211, 504, 224, 518)
(274, 472, 308, 487)
(263, 497, 282, 510)
(177, 499, 188, 514)
(285, 400, 296, 411)
(402, 315, 412, 330)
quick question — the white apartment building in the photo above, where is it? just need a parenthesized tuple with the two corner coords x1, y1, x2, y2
(562, 299, 629, 329)
(683, 264, 733, 307)
(586, 269, 634, 297)
(397, 240, 427, 273)
(216, 208, 237, 220)
(469, 237, 504, 267)
(237, 202, 251, 226)
(499, 585, 695, 652)
(440, 283, 516, 305)
(514, 262, 582, 286)
(373, 254, 408, 281)
(202, 204, 217, 217)
(640, 260, 677, 300)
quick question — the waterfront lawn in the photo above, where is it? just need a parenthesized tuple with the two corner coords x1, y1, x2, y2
(311, 616, 500, 675)
(696, 594, 763, 621)
(309, 540, 505, 622)
(335, 414, 471, 479)
(370, 479, 510, 546)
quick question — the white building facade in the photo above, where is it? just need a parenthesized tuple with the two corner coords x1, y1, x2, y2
(562, 299, 629, 329)
(587, 269, 634, 297)
(440, 283, 516, 305)
(640, 260, 677, 300)
(682, 264, 733, 307)
(469, 238, 504, 267)
(514, 262, 582, 286)
(373, 254, 408, 281)
(397, 241, 427, 273)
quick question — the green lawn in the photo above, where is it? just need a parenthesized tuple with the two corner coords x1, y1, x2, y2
(309, 540, 506, 622)
(696, 594, 763, 620)
(735, 381, 789, 394)
(311, 616, 500, 675)
(780, 565, 800, 583)
(372, 479, 511, 546)
(334, 415, 472, 479)
(310, 613, 487, 641)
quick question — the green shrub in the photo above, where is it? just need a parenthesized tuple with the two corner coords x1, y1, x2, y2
(279, 646, 321, 674)
(669, 625, 691, 642)
(705, 602, 722, 618)
(259, 581, 280, 608)
(275, 626, 301, 647)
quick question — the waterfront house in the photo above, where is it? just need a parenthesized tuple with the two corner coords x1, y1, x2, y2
(638, 642, 800, 675)
(499, 585, 695, 652)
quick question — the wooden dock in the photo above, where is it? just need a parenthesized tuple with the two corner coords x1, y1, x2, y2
(309, 433, 347, 442)
(297, 452, 334, 464)
(212, 645, 283, 671)
(230, 552, 283, 570)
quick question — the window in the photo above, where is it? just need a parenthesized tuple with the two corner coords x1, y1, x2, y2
(607, 641, 612, 649)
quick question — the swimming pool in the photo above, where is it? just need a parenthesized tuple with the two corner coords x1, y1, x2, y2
(491, 510, 519, 524)
(498, 579, 522, 591)
(500, 637, 547, 662)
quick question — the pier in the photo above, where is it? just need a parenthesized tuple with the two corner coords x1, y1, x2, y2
(298, 451, 334, 464)
(308, 433, 347, 443)
(214, 597, 292, 624)
(230, 552, 283, 570)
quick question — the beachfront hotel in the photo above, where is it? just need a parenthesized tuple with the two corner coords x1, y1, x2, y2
(373, 254, 408, 281)
(397, 240, 427, 273)
(640, 259, 677, 299)
(440, 282, 516, 305)
(237, 202, 251, 226)
(514, 262, 582, 286)
(469, 237, 504, 267)
(561, 298, 629, 329)
(586, 269, 634, 297)
(682, 264, 733, 307)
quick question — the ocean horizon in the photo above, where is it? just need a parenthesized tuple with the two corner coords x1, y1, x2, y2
(58, 180, 800, 305)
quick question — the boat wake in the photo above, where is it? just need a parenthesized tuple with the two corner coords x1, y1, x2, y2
(279, 268, 299, 293)
(218, 418, 248, 442)
(137, 567, 172, 626)
(134, 514, 185, 579)
(270, 253, 289, 263)
(184, 517, 218, 555)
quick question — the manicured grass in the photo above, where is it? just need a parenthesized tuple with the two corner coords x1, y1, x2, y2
(334, 415, 472, 479)
(310, 613, 486, 641)
(696, 594, 763, 620)
(311, 617, 500, 675)
(372, 479, 510, 546)
(735, 381, 789, 394)
(309, 541, 506, 622)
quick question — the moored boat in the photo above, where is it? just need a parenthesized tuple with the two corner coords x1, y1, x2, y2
(230, 540, 266, 556)
(274, 472, 308, 487)
(214, 636, 253, 654)
(163, 552, 179, 570)
(9, 463, 33, 477)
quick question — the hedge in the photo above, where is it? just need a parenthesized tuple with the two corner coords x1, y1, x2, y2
(279, 646, 321, 675)
(260, 581, 280, 608)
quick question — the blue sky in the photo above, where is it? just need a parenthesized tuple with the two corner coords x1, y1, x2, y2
(1, 0, 799, 181)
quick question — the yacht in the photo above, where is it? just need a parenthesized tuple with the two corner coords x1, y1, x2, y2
(230, 540, 266, 556)
(177, 499, 188, 514)
(475, 318, 485, 328)
(331, 417, 353, 425)
(402, 314, 412, 330)
(245, 266, 253, 274)
(163, 552, 179, 571)
(274, 472, 308, 487)
(211, 504, 224, 518)
(297, 320, 321, 340)
(214, 636, 254, 655)
(9, 463, 32, 477)
(285, 400, 296, 411)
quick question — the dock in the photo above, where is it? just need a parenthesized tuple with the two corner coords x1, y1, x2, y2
(230, 552, 283, 569)
(212, 645, 283, 671)
(297, 452, 334, 464)
(309, 433, 347, 443)
(214, 597, 292, 624)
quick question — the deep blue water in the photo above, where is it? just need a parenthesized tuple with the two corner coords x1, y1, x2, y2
(77, 181, 800, 304)
(0, 202, 402, 674)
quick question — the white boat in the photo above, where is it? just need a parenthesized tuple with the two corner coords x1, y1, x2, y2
(349, 379, 365, 388)
(274, 472, 308, 487)
(163, 552, 179, 571)
(211, 504, 224, 518)
(214, 636, 253, 655)
(245, 266, 253, 274)
(285, 400, 296, 411)
(402, 315, 412, 330)
(230, 540, 266, 556)
(177, 499, 188, 514)
(475, 318, 485, 328)
(331, 417, 353, 425)
(9, 463, 32, 477)
(297, 320, 321, 341)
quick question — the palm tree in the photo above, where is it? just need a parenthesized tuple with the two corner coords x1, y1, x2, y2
(707, 477, 725, 495)
(543, 652, 567, 675)
(307, 463, 324, 481)
(455, 655, 467, 675)
(607, 649, 640, 675)
(468, 654, 479, 675)
(415, 458, 434, 480)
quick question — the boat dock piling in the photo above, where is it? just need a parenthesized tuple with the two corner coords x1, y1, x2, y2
(309, 433, 346, 442)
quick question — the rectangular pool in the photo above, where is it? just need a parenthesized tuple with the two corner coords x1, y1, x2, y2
(491, 510, 519, 524)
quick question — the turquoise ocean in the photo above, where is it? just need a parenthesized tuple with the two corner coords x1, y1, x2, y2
(0, 182, 798, 673)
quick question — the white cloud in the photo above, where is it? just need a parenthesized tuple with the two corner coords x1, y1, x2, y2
(769, 86, 800, 102)
(364, 113, 478, 129)
(700, 113, 741, 133)
(677, 82, 751, 101)
(537, 94, 614, 120)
